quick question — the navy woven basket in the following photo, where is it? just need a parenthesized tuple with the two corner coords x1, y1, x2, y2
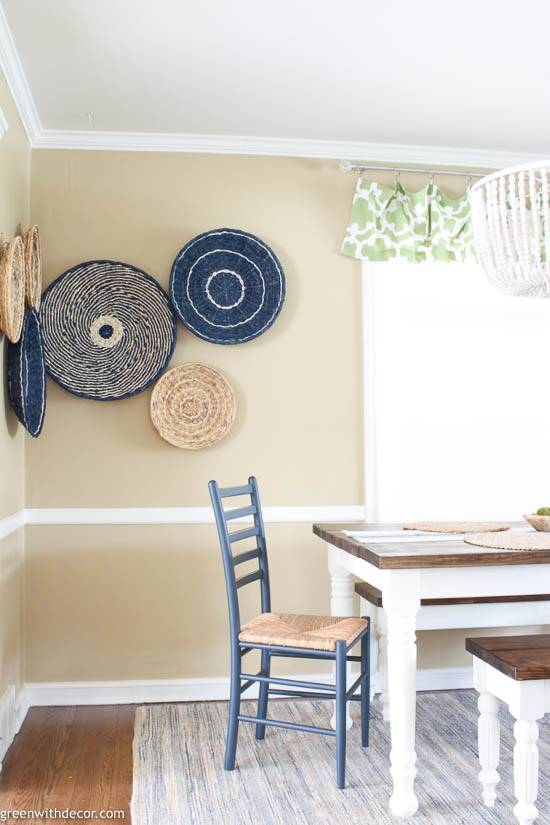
(170, 228, 285, 344)
(40, 260, 177, 401)
(8, 308, 46, 437)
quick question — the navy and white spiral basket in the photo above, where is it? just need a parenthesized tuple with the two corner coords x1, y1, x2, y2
(40, 260, 177, 401)
(8, 308, 46, 437)
(170, 228, 285, 344)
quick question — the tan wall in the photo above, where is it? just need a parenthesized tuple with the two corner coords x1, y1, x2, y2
(26, 150, 364, 681)
(26, 150, 508, 684)
(28, 151, 363, 507)
(0, 70, 31, 699)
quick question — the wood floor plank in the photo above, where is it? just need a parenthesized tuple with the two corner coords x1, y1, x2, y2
(0, 705, 135, 821)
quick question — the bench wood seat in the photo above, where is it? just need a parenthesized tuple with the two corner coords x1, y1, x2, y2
(355, 581, 550, 608)
(466, 633, 550, 681)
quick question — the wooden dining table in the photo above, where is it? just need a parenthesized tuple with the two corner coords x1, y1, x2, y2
(313, 522, 550, 818)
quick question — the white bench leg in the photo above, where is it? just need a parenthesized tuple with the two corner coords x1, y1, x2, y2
(513, 718, 539, 825)
(477, 692, 500, 807)
(378, 611, 390, 721)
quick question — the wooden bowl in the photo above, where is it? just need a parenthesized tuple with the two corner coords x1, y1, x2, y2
(523, 514, 550, 532)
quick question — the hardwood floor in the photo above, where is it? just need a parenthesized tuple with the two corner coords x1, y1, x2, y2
(0, 705, 135, 822)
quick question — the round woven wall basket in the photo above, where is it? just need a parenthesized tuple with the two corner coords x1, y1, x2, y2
(40, 260, 177, 401)
(8, 308, 46, 437)
(150, 363, 236, 449)
(170, 228, 285, 344)
(0, 236, 25, 342)
(23, 225, 42, 309)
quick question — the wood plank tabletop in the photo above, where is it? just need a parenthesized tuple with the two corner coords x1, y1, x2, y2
(313, 522, 550, 569)
(466, 633, 550, 680)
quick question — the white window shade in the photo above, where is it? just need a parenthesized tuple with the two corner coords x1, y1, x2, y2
(363, 261, 550, 522)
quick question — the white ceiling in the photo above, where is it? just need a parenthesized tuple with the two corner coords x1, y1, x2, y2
(1, 0, 549, 161)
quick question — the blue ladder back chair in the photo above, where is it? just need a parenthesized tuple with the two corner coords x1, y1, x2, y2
(209, 475, 371, 789)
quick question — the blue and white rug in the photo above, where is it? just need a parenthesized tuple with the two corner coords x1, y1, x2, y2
(132, 691, 550, 824)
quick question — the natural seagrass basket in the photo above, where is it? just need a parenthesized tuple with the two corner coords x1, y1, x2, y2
(23, 224, 42, 309)
(0, 236, 25, 342)
(150, 362, 236, 449)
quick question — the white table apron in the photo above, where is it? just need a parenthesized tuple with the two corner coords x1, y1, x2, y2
(327, 542, 550, 818)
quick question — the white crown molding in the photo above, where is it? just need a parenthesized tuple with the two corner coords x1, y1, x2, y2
(0, 2, 41, 143)
(30, 128, 549, 170)
(0, 5, 544, 169)
(0, 505, 364, 538)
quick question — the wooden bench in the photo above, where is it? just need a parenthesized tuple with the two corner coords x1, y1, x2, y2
(466, 634, 550, 825)
(355, 581, 550, 720)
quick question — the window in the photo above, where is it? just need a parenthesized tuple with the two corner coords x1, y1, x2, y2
(363, 262, 550, 521)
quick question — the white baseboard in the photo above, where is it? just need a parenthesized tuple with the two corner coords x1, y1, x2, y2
(0, 684, 27, 770)
(21, 666, 473, 708)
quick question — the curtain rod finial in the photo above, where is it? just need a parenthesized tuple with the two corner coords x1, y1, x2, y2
(340, 160, 353, 173)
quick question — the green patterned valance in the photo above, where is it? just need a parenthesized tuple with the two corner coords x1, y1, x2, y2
(341, 178, 474, 263)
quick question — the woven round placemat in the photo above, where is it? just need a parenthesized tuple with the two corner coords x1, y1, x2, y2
(170, 227, 285, 344)
(41, 260, 177, 401)
(150, 363, 236, 449)
(0, 236, 25, 342)
(464, 531, 550, 551)
(403, 521, 510, 533)
(7, 308, 46, 437)
(23, 225, 42, 309)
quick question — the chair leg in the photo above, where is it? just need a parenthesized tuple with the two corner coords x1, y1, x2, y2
(224, 646, 241, 771)
(335, 640, 347, 789)
(361, 623, 370, 748)
(255, 649, 270, 740)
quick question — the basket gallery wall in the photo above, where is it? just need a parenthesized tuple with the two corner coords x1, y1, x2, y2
(40, 260, 177, 401)
(14, 228, 284, 448)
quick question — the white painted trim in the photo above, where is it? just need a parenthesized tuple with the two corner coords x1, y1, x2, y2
(21, 666, 472, 708)
(0, 510, 26, 540)
(25, 504, 365, 526)
(0, 684, 27, 770)
(28, 129, 548, 169)
(0, 2, 41, 142)
(0, 505, 364, 538)
(0, 1, 545, 167)
(361, 266, 378, 519)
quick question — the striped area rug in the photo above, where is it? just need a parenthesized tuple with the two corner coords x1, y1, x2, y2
(131, 691, 550, 825)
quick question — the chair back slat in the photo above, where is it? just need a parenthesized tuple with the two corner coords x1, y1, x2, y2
(236, 570, 263, 589)
(218, 484, 253, 498)
(209, 476, 271, 640)
(225, 505, 257, 521)
(232, 548, 261, 566)
(228, 525, 260, 543)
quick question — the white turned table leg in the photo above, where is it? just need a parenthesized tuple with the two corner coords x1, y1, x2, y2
(378, 610, 390, 721)
(478, 692, 500, 807)
(328, 545, 354, 731)
(384, 572, 421, 817)
(513, 718, 539, 825)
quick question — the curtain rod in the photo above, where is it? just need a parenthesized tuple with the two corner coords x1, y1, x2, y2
(340, 160, 486, 179)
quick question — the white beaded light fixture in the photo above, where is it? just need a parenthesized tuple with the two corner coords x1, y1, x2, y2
(470, 161, 550, 296)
